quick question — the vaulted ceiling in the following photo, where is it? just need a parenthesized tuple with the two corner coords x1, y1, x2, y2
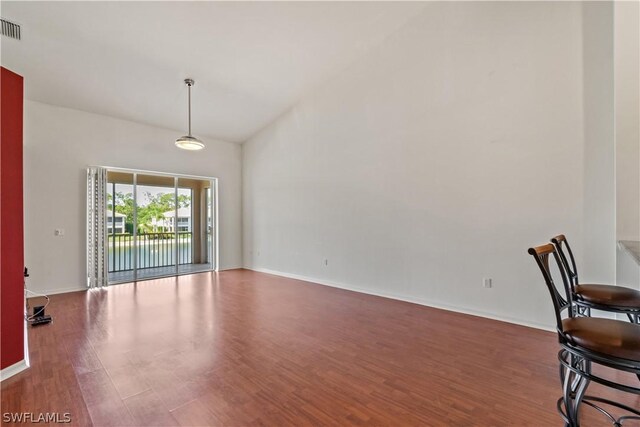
(2, 1, 426, 142)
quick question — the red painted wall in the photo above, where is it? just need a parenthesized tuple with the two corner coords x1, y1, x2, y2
(1, 67, 25, 369)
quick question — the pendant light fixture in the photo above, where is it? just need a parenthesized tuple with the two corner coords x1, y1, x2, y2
(175, 78, 205, 150)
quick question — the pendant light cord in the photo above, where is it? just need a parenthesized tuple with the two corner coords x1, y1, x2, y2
(175, 78, 204, 150)
(188, 82, 192, 136)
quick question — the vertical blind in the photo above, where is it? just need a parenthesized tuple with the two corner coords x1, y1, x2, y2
(87, 167, 108, 288)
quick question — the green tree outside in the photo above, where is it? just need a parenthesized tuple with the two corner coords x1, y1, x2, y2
(108, 191, 190, 234)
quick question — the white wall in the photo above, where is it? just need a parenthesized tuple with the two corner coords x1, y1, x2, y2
(615, 1, 640, 290)
(24, 100, 242, 295)
(243, 2, 599, 329)
(581, 2, 615, 285)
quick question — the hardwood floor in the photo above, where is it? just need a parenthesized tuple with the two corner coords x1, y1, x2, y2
(2, 269, 638, 426)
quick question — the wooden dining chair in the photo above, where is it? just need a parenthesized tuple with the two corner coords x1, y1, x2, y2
(528, 243, 640, 426)
(551, 234, 640, 324)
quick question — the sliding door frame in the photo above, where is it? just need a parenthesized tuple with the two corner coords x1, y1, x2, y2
(102, 166, 219, 285)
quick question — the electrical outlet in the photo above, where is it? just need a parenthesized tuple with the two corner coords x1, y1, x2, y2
(54, 229, 65, 236)
(323, 259, 328, 266)
(483, 278, 492, 288)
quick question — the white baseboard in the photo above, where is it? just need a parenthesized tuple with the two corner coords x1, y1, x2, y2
(0, 359, 29, 382)
(246, 266, 555, 332)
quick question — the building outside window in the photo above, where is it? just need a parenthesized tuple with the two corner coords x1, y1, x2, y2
(162, 207, 191, 232)
(107, 212, 127, 234)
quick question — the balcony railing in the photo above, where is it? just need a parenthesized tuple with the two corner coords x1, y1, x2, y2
(108, 232, 192, 273)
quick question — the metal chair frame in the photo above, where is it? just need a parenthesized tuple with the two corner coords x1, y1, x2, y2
(551, 235, 640, 324)
(528, 244, 640, 426)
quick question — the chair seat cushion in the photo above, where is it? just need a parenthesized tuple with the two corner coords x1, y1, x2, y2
(575, 284, 640, 309)
(562, 317, 640, 362)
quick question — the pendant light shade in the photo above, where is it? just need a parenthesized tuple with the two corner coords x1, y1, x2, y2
(175, 135, 204, 150)
(175, 78, 205, 150)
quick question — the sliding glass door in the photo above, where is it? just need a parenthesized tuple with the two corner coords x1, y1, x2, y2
(105, 169, 217, 284)
(177, 177, 215, 275)
(135, 174, 176, 281)
(106, 171, 135, 283)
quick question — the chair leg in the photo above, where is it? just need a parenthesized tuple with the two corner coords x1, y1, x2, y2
(562, 357, 590, 427)
(562, 366, 576, 425)
(572, 362, 590, 426)
(569, 354, 584, 393)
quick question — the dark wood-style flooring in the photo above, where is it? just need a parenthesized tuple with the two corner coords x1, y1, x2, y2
(2, 269, 638, 426)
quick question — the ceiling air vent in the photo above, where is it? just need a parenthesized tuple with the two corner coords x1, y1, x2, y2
(1, 18, 21, 40)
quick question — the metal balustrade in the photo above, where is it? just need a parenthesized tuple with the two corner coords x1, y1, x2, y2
(108, 232, 192, 272)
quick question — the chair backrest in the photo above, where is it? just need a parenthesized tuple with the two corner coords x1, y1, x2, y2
(528, 243, 573, 333)
(550, 234, 579, 289)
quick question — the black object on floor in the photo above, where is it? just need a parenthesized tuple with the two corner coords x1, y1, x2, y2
(29, 306, 52, 326)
